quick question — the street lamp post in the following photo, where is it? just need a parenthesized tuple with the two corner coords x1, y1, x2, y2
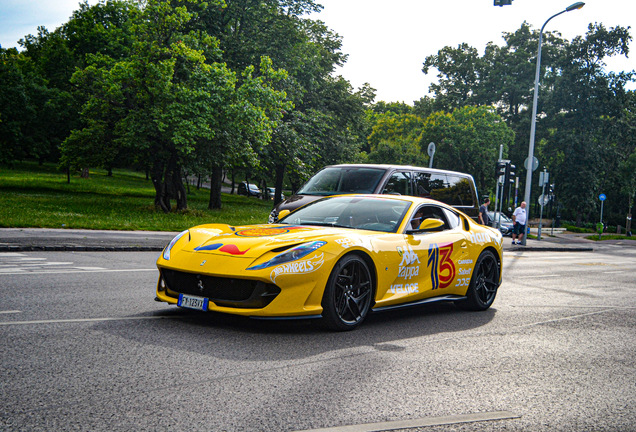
(522, 1, 585, 245)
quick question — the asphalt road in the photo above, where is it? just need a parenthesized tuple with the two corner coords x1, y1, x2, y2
(1, 245, 635, 431)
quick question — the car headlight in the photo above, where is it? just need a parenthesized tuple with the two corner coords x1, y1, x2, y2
(246, 241, 326, 271)
(162, 230, 189, 260)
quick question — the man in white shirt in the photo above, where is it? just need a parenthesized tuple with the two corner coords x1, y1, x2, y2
(512, 201, 527, 245)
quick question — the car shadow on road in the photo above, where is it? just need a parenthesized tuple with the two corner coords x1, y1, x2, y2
(94, 302, 497, 362)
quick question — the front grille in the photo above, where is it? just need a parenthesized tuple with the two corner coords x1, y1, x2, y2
(161, 268, 280, 309)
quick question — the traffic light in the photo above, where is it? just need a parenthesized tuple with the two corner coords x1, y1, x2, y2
(505, 163, 515, 184)
(494, 0, 513, 6)
(495, 161, 507, 180)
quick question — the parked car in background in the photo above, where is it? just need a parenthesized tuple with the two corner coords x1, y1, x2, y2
(238, 182, 261, 198)
(488, 211, 513, 236)
(267, 187, 285, 201)
(268, 164, 480, 223)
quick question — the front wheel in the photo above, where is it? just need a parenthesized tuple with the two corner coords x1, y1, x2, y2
(455, 250, 499, 311)
(321, 254, 373, 331)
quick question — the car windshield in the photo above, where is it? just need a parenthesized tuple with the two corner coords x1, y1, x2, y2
(296, 167, 386, 196)
(278, 196, 411, 233)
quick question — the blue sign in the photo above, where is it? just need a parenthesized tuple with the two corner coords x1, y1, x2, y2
(599, 193, 606, 201)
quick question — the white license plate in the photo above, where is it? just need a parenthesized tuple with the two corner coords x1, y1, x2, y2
(177, 294, 209, 311)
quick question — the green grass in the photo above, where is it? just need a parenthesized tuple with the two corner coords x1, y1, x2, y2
(562, 224, 595, 234)
(0, 162, 273, 231)
(584, 235, 636, 241)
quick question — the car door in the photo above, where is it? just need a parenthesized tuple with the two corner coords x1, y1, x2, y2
(397, 204, 470, 300)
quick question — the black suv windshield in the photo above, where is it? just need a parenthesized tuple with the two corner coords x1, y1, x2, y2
(297, 167, 386, 196)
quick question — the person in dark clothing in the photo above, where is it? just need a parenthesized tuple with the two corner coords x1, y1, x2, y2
(479, 198, 491, 225)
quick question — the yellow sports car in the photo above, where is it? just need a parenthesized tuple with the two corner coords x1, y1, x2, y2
(155, 195, 503, 331)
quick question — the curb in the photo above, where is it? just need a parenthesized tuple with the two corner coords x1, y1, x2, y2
(0, 245, 164, 252)
(508, 246, 594, 252)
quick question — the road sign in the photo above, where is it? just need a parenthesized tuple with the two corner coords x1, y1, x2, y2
(538, 194, 550, 207)
(427, 142, 436, 157)
(524, 156, 539, 171)
(427, 142, 435, 168)
(599, 193, 606, 201)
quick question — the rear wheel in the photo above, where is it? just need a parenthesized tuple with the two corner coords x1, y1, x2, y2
(321, 254, 373, 331)
(456, 250, 499, 311)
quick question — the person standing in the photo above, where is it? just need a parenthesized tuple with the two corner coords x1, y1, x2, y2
(512, 201, 527, 245)
(479, 198, 491, 225)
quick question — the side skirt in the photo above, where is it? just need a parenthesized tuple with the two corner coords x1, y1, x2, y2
(249, 314, 322, 321)
(372, 294, 467, 313)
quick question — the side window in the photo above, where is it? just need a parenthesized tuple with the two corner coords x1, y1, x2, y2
(445, 175, 475, 207)
(408, 205, 450, 232)
(414, 172, 431, 198)
(382, 171, 412, 196)
(427, 174, 448, 201)
(442, 208, 461, 229)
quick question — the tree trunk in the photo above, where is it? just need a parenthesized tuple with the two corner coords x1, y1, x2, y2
(289, 176, 301, 195)
(261, 178, 268, 201)
(209, 165, 223, 209)
(230, 170, 235, 194)
(172, 163, 187, 211)
(152, 161, 170, 213)
(274, 164, 286, 206)
(80, 168, 89, 178)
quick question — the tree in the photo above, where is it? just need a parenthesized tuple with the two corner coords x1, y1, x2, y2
(541, 23, 633, 224)
(366, 112, 426, 165)
(190, 0, 368, 202)
(420, 106, 515, 195)
(62, 0, 288, 212)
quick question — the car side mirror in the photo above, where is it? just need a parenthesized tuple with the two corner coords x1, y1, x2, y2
(277, 209, 291, 220)
(406, 217, 444, 234)
(418, 218, 444, 230)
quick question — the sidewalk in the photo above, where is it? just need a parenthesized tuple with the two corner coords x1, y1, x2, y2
(0, 228, 175, 252)
(0, 227, 607, 253)
(502, 234, 594, 252)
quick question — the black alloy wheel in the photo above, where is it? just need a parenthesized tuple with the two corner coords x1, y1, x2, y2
(322, 254, 373, 331)
(456, 250, 499, 311)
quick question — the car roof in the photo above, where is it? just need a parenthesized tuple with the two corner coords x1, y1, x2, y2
(322, 163, 474, 178)
(321, 193, 456, 208)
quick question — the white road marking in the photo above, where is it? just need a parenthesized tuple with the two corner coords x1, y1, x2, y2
(0, 316, 167, 326)
(514, 309, 613, 329)
(0, 310, 21, 314)
(293, 411, 520, 432)
(0, 258, 47, 262)
(518, 274, 560, 279)
(602, 270, 626, 274)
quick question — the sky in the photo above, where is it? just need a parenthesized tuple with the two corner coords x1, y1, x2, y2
(1, 0, 634, 103)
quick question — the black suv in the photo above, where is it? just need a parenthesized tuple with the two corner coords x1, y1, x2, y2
(268, 164, 480, 222)
(238, 182, 261, 198)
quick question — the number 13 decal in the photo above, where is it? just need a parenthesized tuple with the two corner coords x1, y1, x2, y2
(427, 243, 456, 289)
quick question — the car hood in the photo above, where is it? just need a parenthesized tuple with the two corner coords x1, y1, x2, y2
(182, 224, 360, 258)
(273, 194, 322, 213)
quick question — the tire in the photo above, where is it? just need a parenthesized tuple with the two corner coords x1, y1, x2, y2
(321, 254, 373, 331)
(455, 250, 499, 311)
